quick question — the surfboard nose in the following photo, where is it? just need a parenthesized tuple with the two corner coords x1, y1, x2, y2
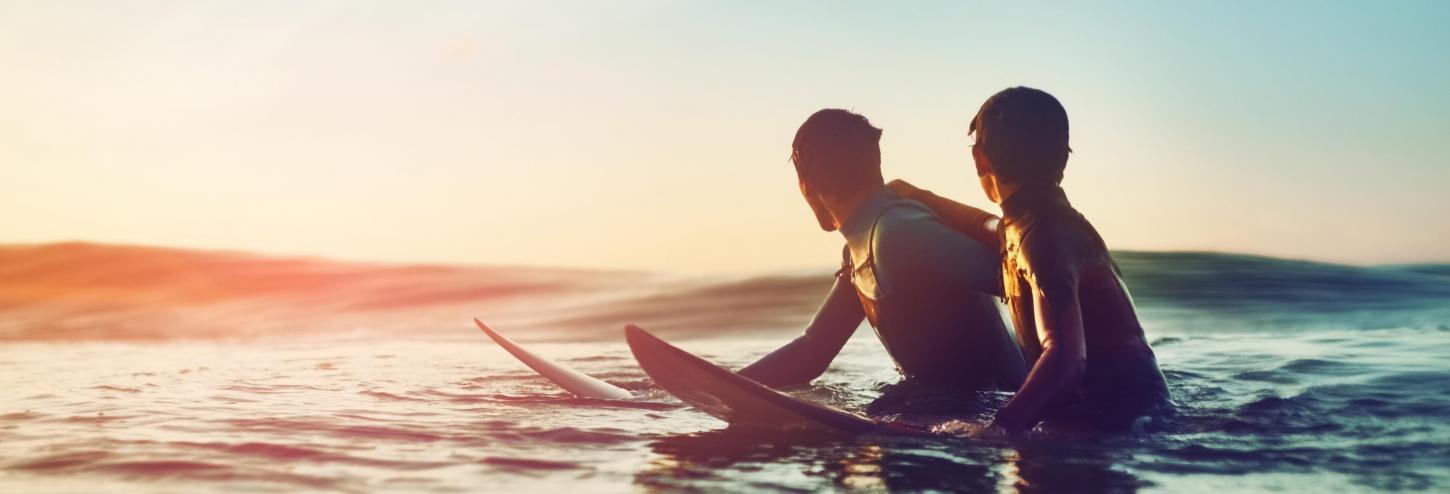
(625, 324, 671, 358)
(474, 318, 496, 335)
(624, 324, 650, 347)
(625, 324, 687, 378)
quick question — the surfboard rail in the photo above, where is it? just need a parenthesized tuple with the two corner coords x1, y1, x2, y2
(474, 318, 634, 400)
(625, 324, 881, 433)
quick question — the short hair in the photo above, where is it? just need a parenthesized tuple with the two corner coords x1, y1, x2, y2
(791, 109, 883, 193)
(969, 87, 1071, 184)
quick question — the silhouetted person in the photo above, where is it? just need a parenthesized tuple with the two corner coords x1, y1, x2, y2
(738, 109, 1026, 399)
(897, 88, 1171, 434)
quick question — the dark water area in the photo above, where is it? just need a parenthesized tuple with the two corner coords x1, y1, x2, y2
(1, 243, 1449, 492)
(1117, 252, 1450, 332)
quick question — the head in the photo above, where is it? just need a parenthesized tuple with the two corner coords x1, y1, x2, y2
(791, 109, 885, 231)
(968, 87, 1072, 203)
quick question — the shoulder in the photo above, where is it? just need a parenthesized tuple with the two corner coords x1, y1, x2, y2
(871, 201, 961, 256)
(870, 200, 992, 275)
(1016, 215, 1101, 286)
(873, 201, 937, 234)
(1018, 216, 1081, 256)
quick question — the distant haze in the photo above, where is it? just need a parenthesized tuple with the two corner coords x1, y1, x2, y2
(3, 242, 1447, 342)
(2, 2, 1447, 273)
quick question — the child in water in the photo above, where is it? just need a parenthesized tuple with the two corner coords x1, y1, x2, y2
(894, 87, 1171, 435)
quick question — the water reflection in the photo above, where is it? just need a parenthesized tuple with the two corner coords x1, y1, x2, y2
(637, 425, 1149, 492)
(1009, 439, 1149, 492)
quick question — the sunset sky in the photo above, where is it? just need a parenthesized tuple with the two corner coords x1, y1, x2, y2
(2, 1, 1447, 273)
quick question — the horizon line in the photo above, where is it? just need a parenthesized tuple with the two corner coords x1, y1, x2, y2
(4, 239, 1444, 275)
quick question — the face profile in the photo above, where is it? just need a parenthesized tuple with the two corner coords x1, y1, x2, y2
(968, 86, 1072, 205)
(788, 109, 886, 232)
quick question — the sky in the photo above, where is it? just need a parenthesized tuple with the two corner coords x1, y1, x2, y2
(2, 1, 1447, 273)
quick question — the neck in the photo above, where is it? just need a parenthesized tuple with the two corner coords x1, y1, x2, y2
(996, 179, 1063, 204)
(993, 179, 1026, 205)
(998, 181, 1069, 220)
(826, 184, 882, 231)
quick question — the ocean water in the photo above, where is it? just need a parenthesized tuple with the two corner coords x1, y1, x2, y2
(2, 243, 1449, 492)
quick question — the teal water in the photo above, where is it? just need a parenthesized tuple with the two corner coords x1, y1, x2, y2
(1, 246, 1448, 492)
(3, 328, 1446, 492)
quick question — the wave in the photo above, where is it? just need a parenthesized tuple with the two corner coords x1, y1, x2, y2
(1116, 251, 1450, 312)
(0, 242, 644, 341)
(1, 242, 1446, 341)
(1114, 251, 1450, 332)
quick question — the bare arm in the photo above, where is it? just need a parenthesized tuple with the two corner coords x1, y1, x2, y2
(991, 240, 1087, 433)
(737, 275, 864, 387)
(888, 179, 1001, 253)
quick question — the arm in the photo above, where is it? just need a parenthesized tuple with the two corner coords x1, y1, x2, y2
(991, 241, 1087, 434)
(888, 179, 1001, 252)
(737, 274, 864, 387)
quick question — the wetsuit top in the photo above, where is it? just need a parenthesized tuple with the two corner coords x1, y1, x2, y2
(999, 185, 1169, 425)
(838, 186, 1026, 388)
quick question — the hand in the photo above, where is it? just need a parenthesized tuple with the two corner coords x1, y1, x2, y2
(877, 417, 926, 435)
(974, 417, 1027, 440)
(968, 422, 1012, 440)
(925, 419, 1020, 440)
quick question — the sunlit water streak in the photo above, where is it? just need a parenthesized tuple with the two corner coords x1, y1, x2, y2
(2, 328, 1448, 493)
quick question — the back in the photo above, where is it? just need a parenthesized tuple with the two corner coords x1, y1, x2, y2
(1002, 197, 1170, 428)
(848, 196, 1026, 388)
(1031, 214, 1154, 360)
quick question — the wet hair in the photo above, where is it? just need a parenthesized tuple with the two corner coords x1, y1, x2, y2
(791, 109, 884, 193)
(969, 87, 1072, 184)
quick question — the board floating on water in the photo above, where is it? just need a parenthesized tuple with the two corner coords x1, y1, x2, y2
(625, 324, 881, 433)
(474, 318, 633, 400)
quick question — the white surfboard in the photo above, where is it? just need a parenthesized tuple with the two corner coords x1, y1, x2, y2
(473, 318, 633, 400)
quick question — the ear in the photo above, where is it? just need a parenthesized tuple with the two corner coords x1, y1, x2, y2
(972, 144, 991, 176)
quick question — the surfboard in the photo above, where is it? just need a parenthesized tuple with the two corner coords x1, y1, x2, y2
(474, 318, 634, 400)
(625, 324, 882, 433)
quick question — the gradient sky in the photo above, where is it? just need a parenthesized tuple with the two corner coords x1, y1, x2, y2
(3, 1, 1447, 273)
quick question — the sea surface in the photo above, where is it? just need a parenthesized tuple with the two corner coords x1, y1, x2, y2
(2, 243, 1449, 493)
